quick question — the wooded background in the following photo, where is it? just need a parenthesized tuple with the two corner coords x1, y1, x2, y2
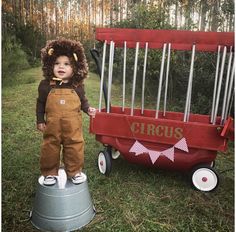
(2, 0, 235, 114)
(3, 0, 234, 40)
(3, 0, 234, 70)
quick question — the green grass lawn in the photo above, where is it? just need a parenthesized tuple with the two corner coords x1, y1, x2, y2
(2, 67, 234, 232)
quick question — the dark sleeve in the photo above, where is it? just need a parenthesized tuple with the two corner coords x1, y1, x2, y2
(76, 84, 90, 114)
(36, 80, 50, 123)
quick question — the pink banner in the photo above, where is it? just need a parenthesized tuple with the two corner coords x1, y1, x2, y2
(129, 141, 148, 155)
(161, 147, 175, 162)
(174, 137, 189, 152)
(149, 151, 161, 164)
(129, 138, 189, 164)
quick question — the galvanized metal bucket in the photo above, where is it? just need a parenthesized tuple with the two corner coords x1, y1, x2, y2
(31, 169, 95, 232)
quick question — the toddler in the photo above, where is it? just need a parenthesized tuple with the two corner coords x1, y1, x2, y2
(36, 39, 96, 186)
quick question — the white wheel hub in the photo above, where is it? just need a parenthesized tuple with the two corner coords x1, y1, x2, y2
(98, 152, 106, 174)
(192, 167, 218, 192)
(111, 149, 120, 159)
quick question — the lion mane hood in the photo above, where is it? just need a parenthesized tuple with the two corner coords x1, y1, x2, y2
(41, 39, 88, 84)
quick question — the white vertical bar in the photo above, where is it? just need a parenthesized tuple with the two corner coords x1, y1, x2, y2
(221, 47, 233, 124)
(187, 79, 193, 122)
(212, 46, 227, 125)
(106, 41, 112, 113)
(163, 43, 171, 116)
(184, 44, 196, 122)
(141, 42, 148, 115)
(227, 91, 234, 118)
(187, 45, 196, 122)
(107, 41, 115, 113)
(122, 41, 127, 112)
(131, 42, 139, 116)
(98, 41, 107, 112)
(155, 43, 167, 119)
(211, 46, 221, 123)
(225, 56, 235, 119)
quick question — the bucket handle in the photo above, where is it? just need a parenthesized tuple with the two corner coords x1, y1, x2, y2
(19, 210, 32, 222)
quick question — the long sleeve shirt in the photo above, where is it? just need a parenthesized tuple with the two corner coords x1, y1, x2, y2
(36, 79, 90, 123)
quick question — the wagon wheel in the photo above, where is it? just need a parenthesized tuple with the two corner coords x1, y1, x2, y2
(191, 166, 219, 192)
(107, 146, 121, 159)
(111, 149, 121, 159)
(202, 160, 215, 168)
(98, 150, 112, 176)
(210, 160, 215, 168)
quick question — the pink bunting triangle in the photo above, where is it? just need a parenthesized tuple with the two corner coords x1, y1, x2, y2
(129, 139, 190, 165)
(174, 137, 189, 152)
(148, 150, 161, 164)
(161, 147, 175, 162)
(129, 140, 148, 156)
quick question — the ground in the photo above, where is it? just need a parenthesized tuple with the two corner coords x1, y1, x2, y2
(2, 67, 234, 232)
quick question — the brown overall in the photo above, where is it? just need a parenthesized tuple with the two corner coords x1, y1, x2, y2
(40, 85, 84, 177)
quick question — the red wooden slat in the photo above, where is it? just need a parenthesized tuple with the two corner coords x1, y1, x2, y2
(96, 28, 234, 51)
(90, 107, 228, 152)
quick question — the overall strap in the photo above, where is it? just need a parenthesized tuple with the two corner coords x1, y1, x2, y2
(72, 82, 80, 89)
(50, 80, 57, 87)
(49, 79, 81, 89)
(72, 80, 83, 89)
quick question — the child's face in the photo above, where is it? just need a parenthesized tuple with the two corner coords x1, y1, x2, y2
(53, 56, 73, 80)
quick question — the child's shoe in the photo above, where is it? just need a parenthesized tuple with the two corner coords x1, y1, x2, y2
(71, 172, 86, 184)
(43, 175, 57, 186)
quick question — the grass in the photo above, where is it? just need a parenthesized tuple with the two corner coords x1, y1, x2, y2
(2, 67, 234, 232)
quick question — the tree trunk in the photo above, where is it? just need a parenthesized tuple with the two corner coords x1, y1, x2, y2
(126, 0, 129, 19)
(175, 1, 178, 28)
(25, 0, 28, 22)
(229, 13, 233, 31)
(211, 0, 219, 31)
(94, 0, 97, 26)
(101, 0, 104, 26)
(41, 0, 44, 32)
(200, 0, 207, 31)
(120, 0, 123, 21)
(179, 1, 183, 28)
(184, 2, 191, 29)
(30, 0, 33, 23)
(110, 0, 113, 26)
(88, 0, 91, 40)
(55, 1, 58, 36)
(18, 0, 22, 22)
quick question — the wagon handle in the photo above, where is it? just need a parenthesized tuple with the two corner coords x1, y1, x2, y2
(90, 48, 108, 110)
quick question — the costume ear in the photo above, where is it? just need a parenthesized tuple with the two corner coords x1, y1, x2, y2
(73, 53, 78, 61)
(48, 48, 54, 56)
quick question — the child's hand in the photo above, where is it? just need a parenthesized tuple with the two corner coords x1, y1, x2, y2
(37, 123, 46, 132)
(88, 107, 96, 118)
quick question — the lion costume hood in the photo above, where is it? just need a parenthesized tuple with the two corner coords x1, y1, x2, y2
(41, 39, 88, 85)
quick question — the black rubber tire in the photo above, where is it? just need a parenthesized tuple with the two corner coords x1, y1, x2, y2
(210, 160, 216, 168)
(97, 150, 112, 176)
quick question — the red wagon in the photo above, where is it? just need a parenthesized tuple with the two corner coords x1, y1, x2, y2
(90, 28, 234, 192)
